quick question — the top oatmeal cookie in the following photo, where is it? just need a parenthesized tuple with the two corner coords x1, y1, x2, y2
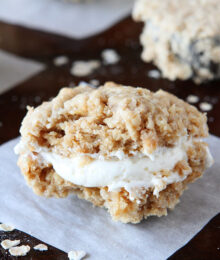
(19, 82, 207, 158)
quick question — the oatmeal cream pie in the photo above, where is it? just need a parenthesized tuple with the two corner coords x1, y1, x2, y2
(15, 82, 213, 223)
(133, 0, 220, 83)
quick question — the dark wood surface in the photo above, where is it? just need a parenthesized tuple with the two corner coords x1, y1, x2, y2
(0, 16, 219, 259)
(0, 17, 220, 145)
(0, 225, 68, 260)
(168, 213, 220, 260)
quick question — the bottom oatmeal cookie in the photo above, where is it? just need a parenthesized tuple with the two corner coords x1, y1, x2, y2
(15, 82, 213, 223)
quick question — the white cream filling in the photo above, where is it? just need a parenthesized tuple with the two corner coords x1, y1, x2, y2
(15, 137, 213, 198)
(41, 145, 187, 197)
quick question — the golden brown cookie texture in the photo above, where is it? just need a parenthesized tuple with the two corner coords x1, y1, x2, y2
(16, 82, 213, 223)
(19, 82, 207, 157)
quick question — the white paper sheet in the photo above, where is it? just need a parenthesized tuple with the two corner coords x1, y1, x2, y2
(0, 0, 134, 39)
(0, 135, 219, 260)
(0, 50, 44, 94)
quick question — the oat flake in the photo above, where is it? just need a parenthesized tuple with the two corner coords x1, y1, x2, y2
(70, 60, 100, 77)
(9, 245, 30, 256)
(53, 56, 69, 66)
(186, 95, 199, 104)
(102, 49, 120, 65)
(34, 243, 48, 251)
(68, 250, 87, 260)
(0, 224, 14, 232)
(148, 70, 161, 79)
(199, 102, 213, 111)
(1, 239, 20, 249)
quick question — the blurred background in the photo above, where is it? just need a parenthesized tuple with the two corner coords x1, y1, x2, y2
(0, 0, 133, 94)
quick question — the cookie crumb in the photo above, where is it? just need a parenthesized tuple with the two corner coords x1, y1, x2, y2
(68, 250, 87, 260)
(70, 60, 100, 77)
(53, 56, 69, 66)
(0, 224, 14, 232)
(199, 102, 213, 111)
(9, 245, 30, 256)
(1, 239, 20, 249)
(34, 243, 48, 251)
(186, 95, 199, 104)
(102, 49, 120, 65)
(148, 70, 161, 79)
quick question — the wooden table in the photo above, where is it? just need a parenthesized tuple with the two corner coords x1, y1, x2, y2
(0, 17, 219, 259)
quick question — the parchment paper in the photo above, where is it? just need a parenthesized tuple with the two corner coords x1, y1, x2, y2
(0, 0, 134, 39)
(0, 1, 219, 258)
(0, 135, 219, 259)
(0, 50, 44, 94)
